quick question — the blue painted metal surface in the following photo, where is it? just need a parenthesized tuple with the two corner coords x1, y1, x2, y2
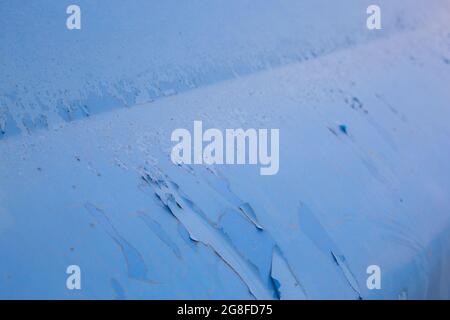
(1, 1, 450, 299)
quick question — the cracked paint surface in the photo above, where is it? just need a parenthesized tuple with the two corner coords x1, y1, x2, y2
(1, 1, 450, 299)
